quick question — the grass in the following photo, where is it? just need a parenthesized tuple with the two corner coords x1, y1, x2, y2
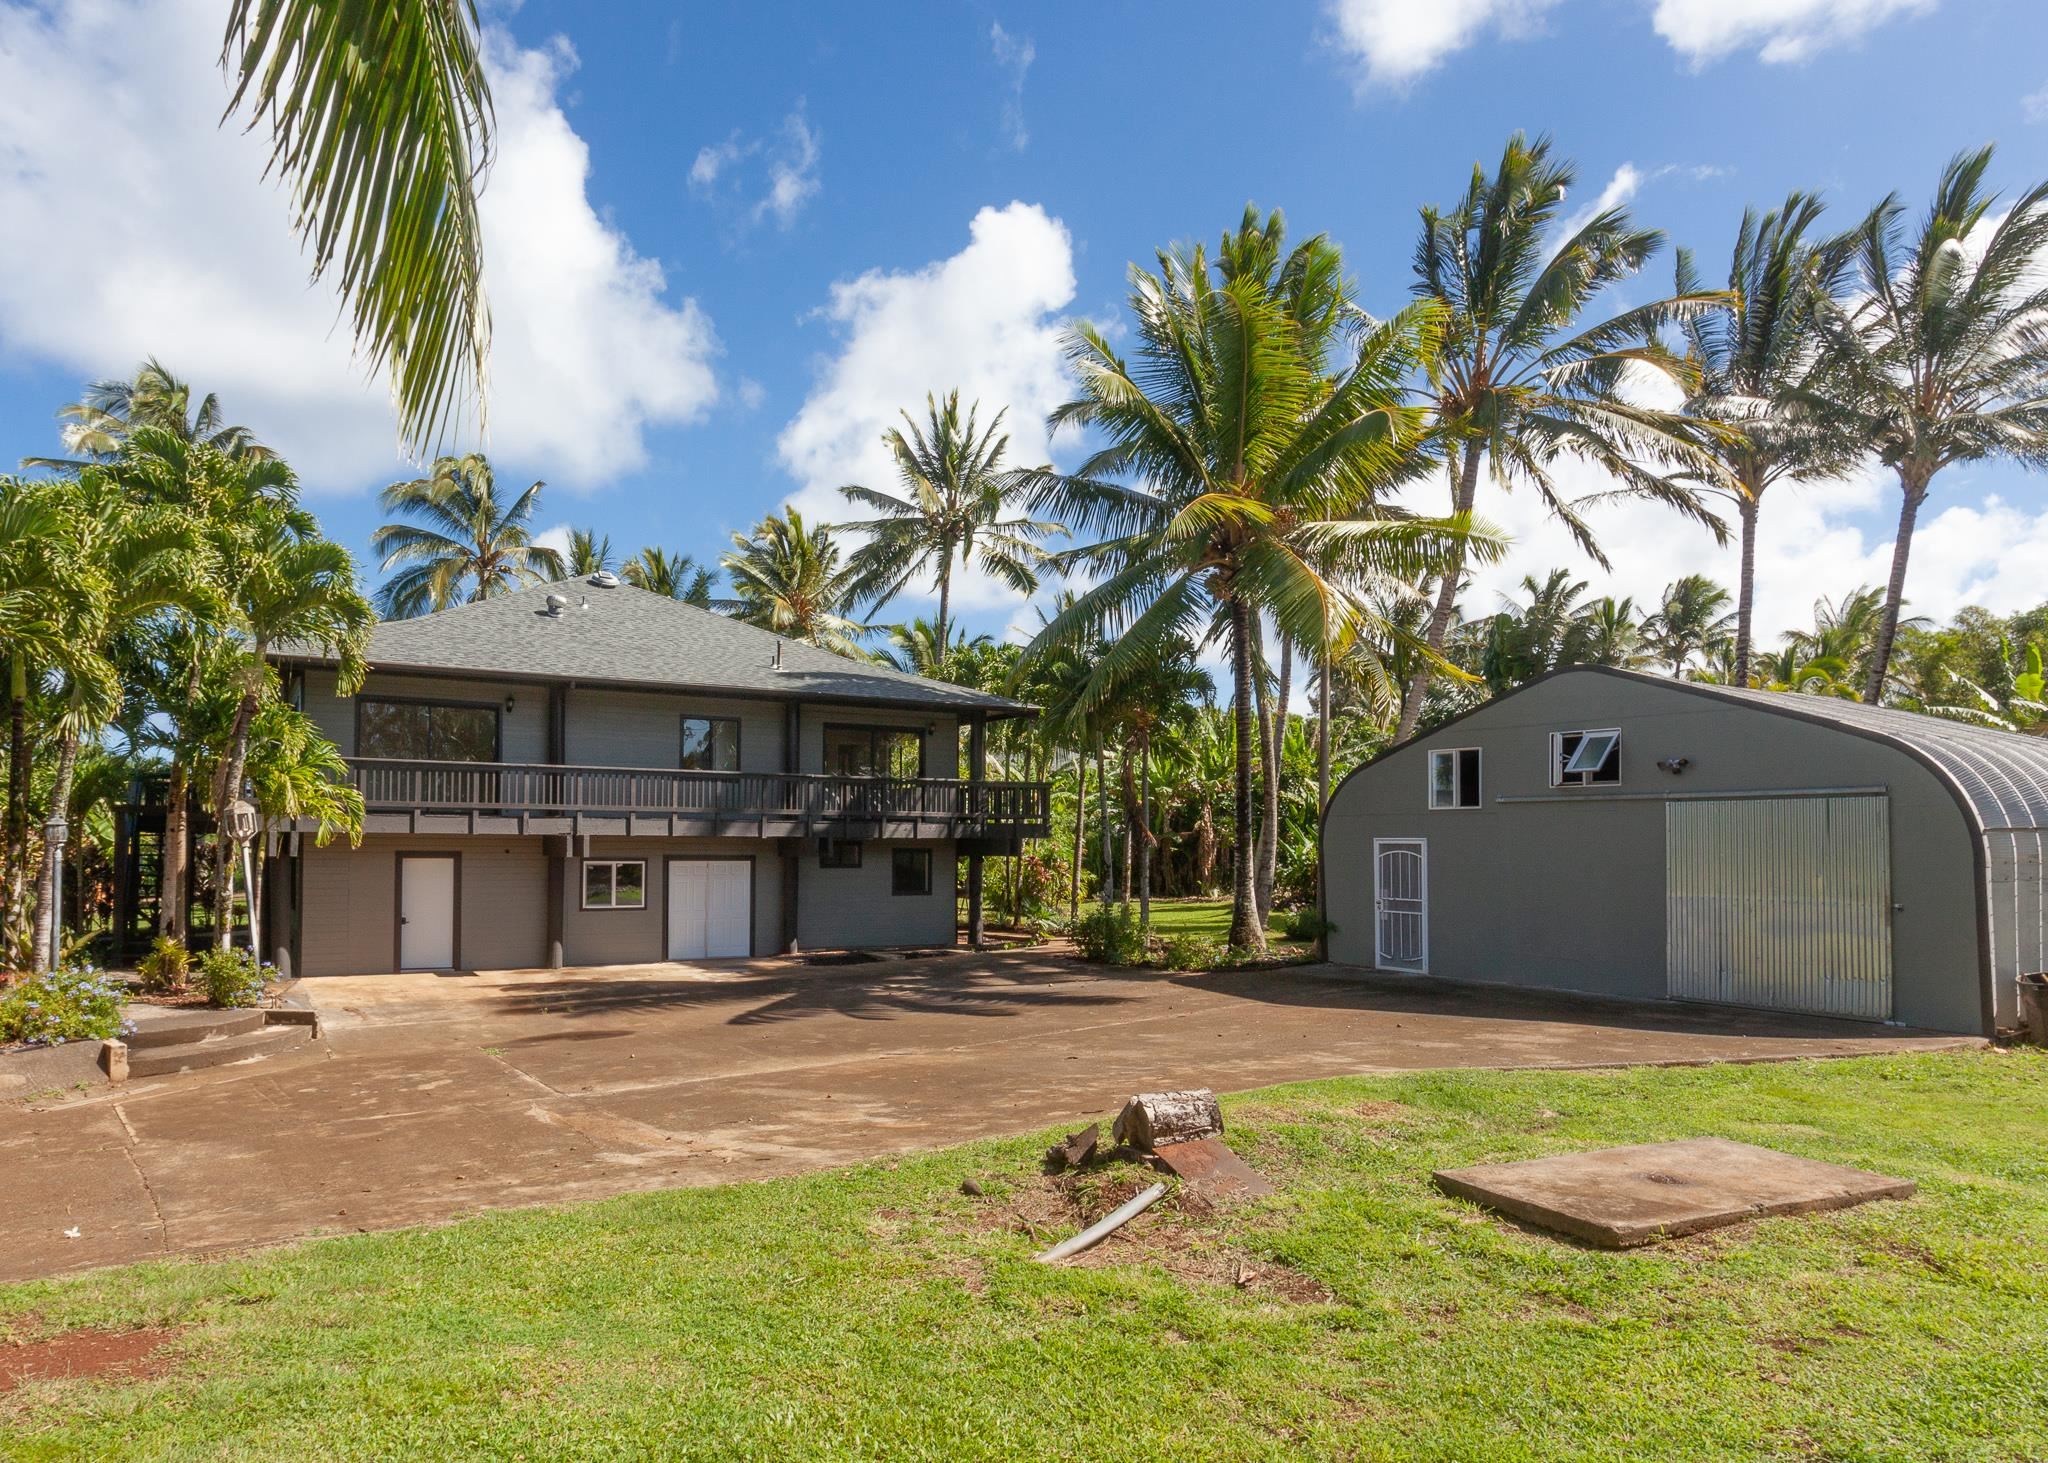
(1080, 895, 1311, 948)
(6, 1051, 2047, 1459)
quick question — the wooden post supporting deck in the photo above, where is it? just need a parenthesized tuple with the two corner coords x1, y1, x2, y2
(967, 714, 987, 949)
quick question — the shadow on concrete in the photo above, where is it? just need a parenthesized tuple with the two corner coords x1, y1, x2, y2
(490, 956, 1135, 1027)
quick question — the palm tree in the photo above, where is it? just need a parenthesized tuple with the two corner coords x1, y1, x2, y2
(1644, 574, 1735, 676)
(223, 0, 493, 456)
(621, 547, 717, 606)
(23, 358, 273, 471)
(1394, 132, 1730, 739)
(1023, 208, 1496, 951)
(371, 454, 565, 617)
(566, 528, 613, 578)
(884, 618, 990, 680)
(1817, 146, 2048, 703)
(1480, 570, 1592, 692)
(719, 510, 873, 658)
(1565, 596, 1649, 669)
(1783, 586, 1915, 691)
(1675, 196, 1856, 686)
(837, 392, 1063, 651)
(1096, 641, 1211, 928)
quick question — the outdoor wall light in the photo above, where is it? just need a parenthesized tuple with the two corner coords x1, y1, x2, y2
(504, 694, 516, 714)
(1657, 756, 1691, 775)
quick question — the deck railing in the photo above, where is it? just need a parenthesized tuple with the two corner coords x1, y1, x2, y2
(344, 757, 1051, 834)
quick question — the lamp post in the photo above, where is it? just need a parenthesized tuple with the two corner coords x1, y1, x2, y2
(223, 798, 260, 956)
(42, 811, 67, 972)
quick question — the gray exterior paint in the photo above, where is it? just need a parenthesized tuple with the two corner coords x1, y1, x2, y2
(299, 835, 549, 977)
(1322, 669, 1990, 1035)
(565, 838, 782, 965)
(300, 669, 548, 762)
(798, 841, 957, 950)
(562, 688, 786, 770)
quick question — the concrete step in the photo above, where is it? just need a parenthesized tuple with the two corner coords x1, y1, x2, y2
(125, 1024, 314, 1079)
(123, 1008, 268, 1050)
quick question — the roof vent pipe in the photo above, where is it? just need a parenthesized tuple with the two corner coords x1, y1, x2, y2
(544, 592, 569, 618)
(589, 570, 619, 589)
(772, 639, 784, 671)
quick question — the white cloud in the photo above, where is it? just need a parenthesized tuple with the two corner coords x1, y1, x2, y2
(776, 203, 1077, 617)
(1649, 0, 1934, 65)
(0, 0, 719, 491)
(1558, 163, 1646, 237)
(2025, 83, 2048, 124)
(1323, 0, 1561, 86)
(990, 22, 1036, 151)
(688, 104, 821, 230)
(1324, 0, 1930, 84)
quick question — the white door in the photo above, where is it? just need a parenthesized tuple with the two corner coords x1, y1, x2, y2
(398, 856, 457, 970)
(1374, 838, 1427, 972)
(1666, 796, 1893, 1020)
(667, 860, 750, 960)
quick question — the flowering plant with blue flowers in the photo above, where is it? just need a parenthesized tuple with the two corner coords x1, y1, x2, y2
(198, 948, 275, 1009)
(0, 965, 132, 1046)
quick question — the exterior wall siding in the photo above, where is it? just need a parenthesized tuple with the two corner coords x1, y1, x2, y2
(299, 834, 549, 976)
(797, 705, 960, 778)
(798, 840, 957, 949)
(1321, 673, 1986, 1034)
(297, 668, 547, 763)
(564, 837, 782, 964)
(562, 689, 786, 771)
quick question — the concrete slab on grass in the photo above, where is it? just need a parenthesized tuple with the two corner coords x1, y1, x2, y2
(1434, 1137, 1914, 1248)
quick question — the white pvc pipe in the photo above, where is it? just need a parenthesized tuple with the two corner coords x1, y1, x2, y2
(1033, 1182, 1167, 1264)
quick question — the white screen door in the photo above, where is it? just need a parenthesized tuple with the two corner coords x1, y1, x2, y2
(668, 860, 750, 960)
(1374, 838, 1427, 972)
(398, 855, 457, 970)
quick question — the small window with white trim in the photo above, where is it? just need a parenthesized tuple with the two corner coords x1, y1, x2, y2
(582, 860, 646, 910)
(1551, 728, 1621, 786)
(1429, 748, 1482, 809)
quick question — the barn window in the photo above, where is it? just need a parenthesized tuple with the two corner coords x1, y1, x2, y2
(1429, 748, 1482, 809)
(1552, 728, 1621, 786)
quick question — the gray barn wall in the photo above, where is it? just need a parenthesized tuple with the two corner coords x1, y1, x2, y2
(798, 840, 957, 949)
(1322, 674, 1986, 1034)
(299, 834, 549, 977)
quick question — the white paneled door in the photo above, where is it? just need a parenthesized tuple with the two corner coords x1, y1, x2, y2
(668, 859, 750, 961)
(1373, 838, 1427, 973)
(398, 855, 457, 970)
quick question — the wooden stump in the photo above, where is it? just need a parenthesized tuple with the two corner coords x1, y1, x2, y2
(1113, 1089, 1223, 1150)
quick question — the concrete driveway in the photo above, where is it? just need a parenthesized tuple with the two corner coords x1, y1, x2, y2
(0, 949, 1980, 1282)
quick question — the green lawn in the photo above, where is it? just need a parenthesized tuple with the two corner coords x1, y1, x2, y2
(1081, 895, 1310, 948)
(7, 1052, 2047, 1460)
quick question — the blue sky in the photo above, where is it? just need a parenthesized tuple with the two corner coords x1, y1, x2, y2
(2, 0, 2046, 653)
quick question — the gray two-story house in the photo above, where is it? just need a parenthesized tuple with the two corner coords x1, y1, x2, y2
(262, 576, 1045, 977)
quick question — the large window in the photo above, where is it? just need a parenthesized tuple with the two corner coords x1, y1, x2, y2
(891, 848, 933, 896)
(357, 699, 499, 762)
(582, 860, 646, 910)
(1551, 728, 1621, 787)
(824, 724, 924, 778)
(1429, 748, 1482, 809)
(680, 716, 741, 771)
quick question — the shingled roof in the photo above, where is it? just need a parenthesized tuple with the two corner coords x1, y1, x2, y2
(273, 578, 1035, 718)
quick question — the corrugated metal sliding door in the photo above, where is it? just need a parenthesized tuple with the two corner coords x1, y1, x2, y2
(1666, 796, 1892, 1021)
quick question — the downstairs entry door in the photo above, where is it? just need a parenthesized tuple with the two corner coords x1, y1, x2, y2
(667, 860, 751, 961)
(1665, 795, 1893, 1020)
(1373, 838, 1428, 972)
(398, 855, 458, 970)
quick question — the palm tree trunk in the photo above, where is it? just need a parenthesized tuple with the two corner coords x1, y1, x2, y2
(1732, 491, 1759, 687)
(1317, 644, 1332, 811)
(1226, 597, 1265, 952)
(6, 683, 31, 957)
(210, 669, 265, 950)
(159, 643, 204, 943)
(1118, 747, 1135, 910)
(935, 564, 952, 671)
(1257, 636, 1289, 921)
(1096, 744, 1114, 905)
(1137, 737, 1152, 930)
(1068, 755, 1086, 923)
(31, 727, 80, 973)
(1396, 443, 1482, 740)
(1863, 473, 1928, 705)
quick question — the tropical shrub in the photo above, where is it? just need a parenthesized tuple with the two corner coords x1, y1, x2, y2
(1157, 933, 1224, 971)
(1073, 906, 1148, 966)
(0, 967, 130, 1046)
(1277, 908, 1337, 943)
(198, 948, 270, 1009)
(137, 936, 192, 995)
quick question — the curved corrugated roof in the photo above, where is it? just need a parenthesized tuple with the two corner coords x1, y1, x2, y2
(1627, 674, 2048, 834)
